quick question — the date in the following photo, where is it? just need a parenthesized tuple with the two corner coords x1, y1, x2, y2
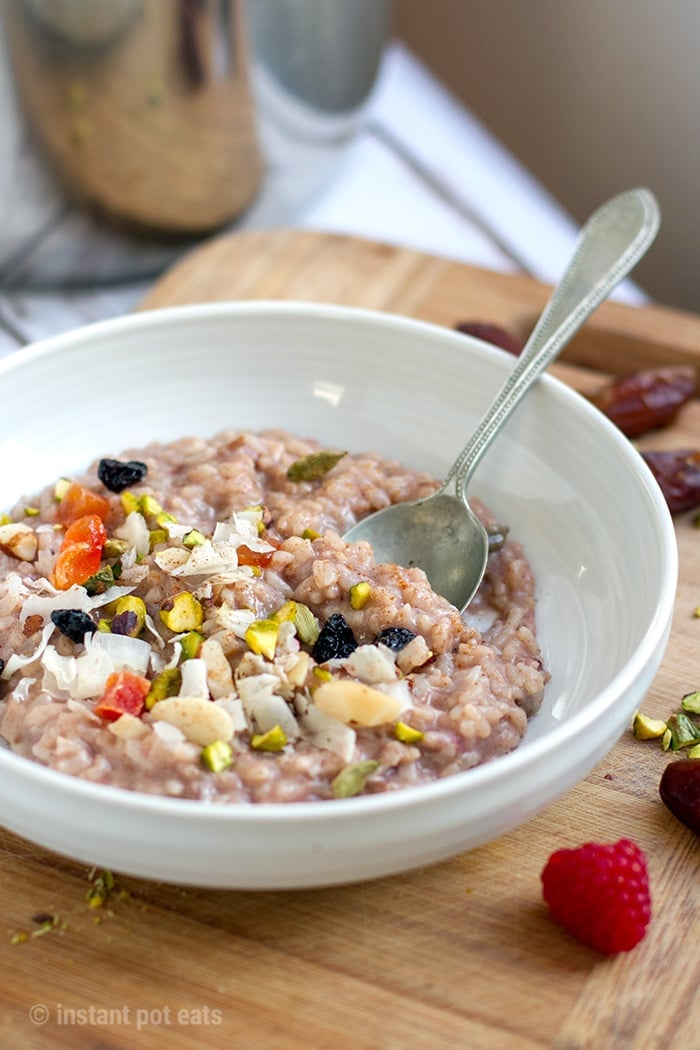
(640, 449, 700, 513)
(659, 758, 700, 836)
(455, 321, 524, 356)
(591, 366, 696, 437)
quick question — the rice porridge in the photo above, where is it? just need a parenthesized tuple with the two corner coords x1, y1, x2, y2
(0, 429, 547, 803)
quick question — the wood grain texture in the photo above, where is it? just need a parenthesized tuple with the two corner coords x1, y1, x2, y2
(2, 232, 699, 1050)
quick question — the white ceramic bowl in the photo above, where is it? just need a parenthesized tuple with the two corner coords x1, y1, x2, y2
(0, 302, 677, 888)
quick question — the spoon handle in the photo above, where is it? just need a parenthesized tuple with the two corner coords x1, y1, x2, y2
(441, 187, 660, 498)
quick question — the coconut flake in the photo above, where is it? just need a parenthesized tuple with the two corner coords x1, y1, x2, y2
(217, 605, 255, 638)
(343, 644, 397, 684)
(114, 511, 151, 557)
(295, 694, 356, 762)
(179, 658, 209, 699)
(19, 582, 136, 624)
(237, 674, 299, 739)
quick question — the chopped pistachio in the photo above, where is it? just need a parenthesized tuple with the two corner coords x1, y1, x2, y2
(180, 630, 204, 660)
(102, 538, 129, 559)
(313, 667, 332, 682)
(349, 581, 371, 610)
(294, 602, 320, 645)
(272, 600, 297, 624)
(631, 711, 667, 740)
(202, 739, 234, 772)
(332, 760, 380, 799)
(302, 527, 320, 540)
(54, 477, 71, 503)
(286, 450, 347, 482)
(693, 607, 700, 619)
(23, 506, 39, 517)
(273, 600, 319, 644)
(160, 592, 204, 632)
(245, 618, 279, 660)
(149, 528, 168, 550)
(688, 742, 700, 759)
(120, 490, 140, 515)
(145, 667, 182, 709)
(111, 595, 147, 638)
(97, 618, 112, 633)
(156, 511, 178, 527)
(139, 494, 162, 519)
(10, 931, 28, 945)
(681, 691, 700, 715)
(183, 528, 206, 549)
(250, 724, 287, 751)
(83, 562, 121, 596)
(665, 712, 700, 750)
(394, 721, 424, 744)
(86, 869, 115, 908)
(662, 728, 672, 751)
(0, 514, 11, 526)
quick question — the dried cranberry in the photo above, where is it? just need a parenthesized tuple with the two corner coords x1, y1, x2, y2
(98, 458, 148, 493)
(659, 759, 700, 836)
(312, 613, 357, 662)
(50, 609, 97, 643)
(374, 627, 417, 651)
(455, 321, 524, 356)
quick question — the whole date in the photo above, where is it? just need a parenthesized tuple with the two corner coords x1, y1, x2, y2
(591, 366, 695, 437)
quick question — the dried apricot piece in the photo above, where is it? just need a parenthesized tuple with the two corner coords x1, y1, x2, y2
(55, 482, 110, 525)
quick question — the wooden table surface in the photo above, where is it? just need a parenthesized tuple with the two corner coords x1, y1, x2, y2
(1, 232, 698, 1050)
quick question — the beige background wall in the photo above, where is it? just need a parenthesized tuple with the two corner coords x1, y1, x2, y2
(393, 0, 700, 314)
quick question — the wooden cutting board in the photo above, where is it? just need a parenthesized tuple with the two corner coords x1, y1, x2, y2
(2, 232, 699, 1050)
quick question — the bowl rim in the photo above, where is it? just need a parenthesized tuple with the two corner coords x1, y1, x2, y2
(0, 299, 679, 823)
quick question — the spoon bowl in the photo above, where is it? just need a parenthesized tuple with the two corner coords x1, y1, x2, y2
(344, 187, 661, 610)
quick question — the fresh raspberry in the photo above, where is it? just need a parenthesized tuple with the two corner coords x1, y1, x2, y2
(541, 838, 651, 954)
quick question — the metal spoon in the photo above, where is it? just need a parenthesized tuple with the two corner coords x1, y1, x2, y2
(343, 187, 660, 611)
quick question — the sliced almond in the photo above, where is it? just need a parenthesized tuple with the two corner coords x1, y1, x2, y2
(0, 523, 38, 562)
(149, 695, 233, 746)
(313, 678, 404, 727)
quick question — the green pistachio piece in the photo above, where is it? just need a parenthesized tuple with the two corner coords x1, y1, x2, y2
(349, 581, 371, 610)
(665, 712, 700, 750)
(54, 477, 72, 503)
(286, 450, 347, 482)
(631, 711, 667, 740)
(149, 529, 168, 550)
(394, 721, 424, 744)
(245, 619, 279, 660)
(145, 667, 182, 709)
(183, 528, 206, 549)
(302, 527, 320, 540)
(250, 725, 287, 752)
(83, 562, 122, 596)
(180, 630, 204, 660)
(160, 592, 204, 632)
(139, 494, 162, 519)
(331, 760, 380, 799)
(120, 491, 140, 515)
(688, 742, 700, 759)
(102, 538, 130, 559)
(681, 691, 700, 715)
(111, 595, 147, 638)
(201, 739, 234, 772)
